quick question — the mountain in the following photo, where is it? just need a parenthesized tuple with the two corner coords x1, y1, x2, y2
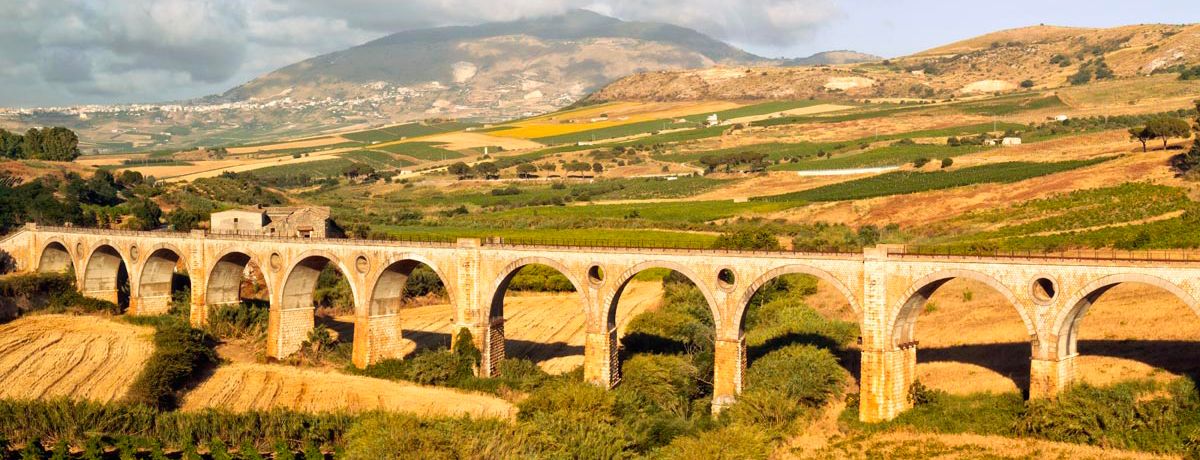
(589, 23, 1200, 102)
(783, 50, 881, 66)
(221, 10, 766, 121)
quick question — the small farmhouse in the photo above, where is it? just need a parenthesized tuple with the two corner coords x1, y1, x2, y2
(210, 206, 344, 238)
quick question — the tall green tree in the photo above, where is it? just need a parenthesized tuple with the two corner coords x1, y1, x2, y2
(1145, 117, 1192, 150)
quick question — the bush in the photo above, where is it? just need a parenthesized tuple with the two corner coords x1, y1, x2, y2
(941, 157, 954, 168)
(656, 424, 771, 460)
(125, 317, 217, 409)
(743, 345, 844, 408)
(205, 301, 269, 339)
(616, 355, 699, 417)
(342, 413, 524, 460)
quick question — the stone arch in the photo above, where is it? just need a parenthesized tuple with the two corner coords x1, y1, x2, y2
(136, 244, 191, 314)
(1052, 273, 1200, 358)
(890, 269, 1034, 347)
(368, 254, 454, 316)
(732, 264, 861, 334)
(81, 242, 131, 305)
(205, 248, 269, 306)
(489, 256, 587, 319)
(280, 250, 360, 312)
(604, 260, 720, 331)
(36, 239, 74, 274)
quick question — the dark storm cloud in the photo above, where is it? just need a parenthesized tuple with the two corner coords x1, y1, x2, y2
(0, 0, 840, 106)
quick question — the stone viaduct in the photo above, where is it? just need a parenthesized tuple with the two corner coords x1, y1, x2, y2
(3, 223, 1200, 422)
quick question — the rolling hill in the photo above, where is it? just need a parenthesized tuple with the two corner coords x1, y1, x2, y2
(589, 23, 1200, 102)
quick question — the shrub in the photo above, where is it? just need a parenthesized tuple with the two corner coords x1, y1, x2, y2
(656, 424, 771, 460)
(941, 157, 954, 168)
(743, 344, 844, 408)
(205, 301, 269, 339)
(616, 355, 699, 417)
(125, 317, 217, 409)
(912, 157, 931, 168)
(342, 414, 525, 460)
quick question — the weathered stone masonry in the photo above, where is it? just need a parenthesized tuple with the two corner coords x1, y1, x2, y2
(4, 224, 1199, 422)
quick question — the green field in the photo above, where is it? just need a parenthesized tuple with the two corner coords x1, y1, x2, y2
(483, 199, 802, 224)
(341, 150, 415, 170)
(341, 122, 480, 144)
(377, 225, 720, 248)
(774, 144, 986, 171)
(378, 142, 464, 161)
(759, 158, 1112, 202)
(682, 100, 838, 122)
(531, 119, 694, 145)
(954, 94, 1066, 116)
(246, 158, 355, 179)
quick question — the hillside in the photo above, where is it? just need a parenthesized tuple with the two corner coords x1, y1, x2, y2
(222, 10, 765, 121)
(783, 50, 882, 66)
(590, 23, 1200, 102)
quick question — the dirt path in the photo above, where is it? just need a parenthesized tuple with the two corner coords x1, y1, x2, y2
(181, 363, 514, 419)
(0, 314, 153, 402)
(394, 280, 663, 373)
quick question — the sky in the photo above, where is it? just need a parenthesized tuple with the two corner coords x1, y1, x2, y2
(1, 0, 1197, 107)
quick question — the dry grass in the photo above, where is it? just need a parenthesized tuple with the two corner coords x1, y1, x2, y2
(181, 362, 514, 419)
(0, 314, 153, 403)
(490, 100, 742, 139)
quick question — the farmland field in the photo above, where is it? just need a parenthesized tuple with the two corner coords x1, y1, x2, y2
(377, 142, 464, 161)
(341, 150, 415, 169)
(341, 122, 480, 144)
(759, 158, 1112, 202)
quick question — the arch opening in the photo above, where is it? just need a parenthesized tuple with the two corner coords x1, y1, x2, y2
(738, 272, 860, 373)
(38, 242, 73, 274)
(1057, 279, 1200, 386)
(278, 255, 357, 362)
(369, 259, 450, 355)
(83, 245, 129, 311)
(609, 267, 716, 395)
(206, 252, 268, 307)
(138, 248, 191, 315)
(489, 262, 585, 373)
(896, 274, 1034, 397)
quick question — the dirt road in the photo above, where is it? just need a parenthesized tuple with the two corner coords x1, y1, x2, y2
(0, 314, 153, 402)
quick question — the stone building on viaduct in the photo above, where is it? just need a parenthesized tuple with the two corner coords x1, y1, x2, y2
(3, 223, 1199, 422)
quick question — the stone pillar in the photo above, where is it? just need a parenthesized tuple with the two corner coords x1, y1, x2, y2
(711, 335, 746, 412)
(1030, 354, 1076, 399)
(267, 306, 314, 359)
(859, 343, 917, 422)
(130, 295, 172, 316)
(189, 287, 209, 327)
(351, 313, 404, 368)
(583, 327, 619, 388)
(479, 316, 505, 377)
(83, 289, 119, 304)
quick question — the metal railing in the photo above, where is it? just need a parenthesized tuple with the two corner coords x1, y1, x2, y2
(484, 237, 861, 256)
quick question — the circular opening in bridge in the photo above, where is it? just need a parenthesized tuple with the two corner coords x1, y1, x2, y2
(588, 265, 604, 284)
(1032, 277, 1057, 303)
(717, 268, 736, 289)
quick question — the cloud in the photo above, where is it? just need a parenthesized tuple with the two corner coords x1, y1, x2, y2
(0, 0, 840, 106)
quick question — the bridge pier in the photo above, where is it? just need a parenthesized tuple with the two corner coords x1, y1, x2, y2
(479, 317, 506, 377)
(859, 344, 917, 423)
(129, 294, 173, 316)
(268, 306, 315, 359)
(351, 312, 405, 368)
(583, 327, 620, 388)
(711, 335, 746, 413)
(1030, 354, 1076, 399)
(83, 289, 120, 305)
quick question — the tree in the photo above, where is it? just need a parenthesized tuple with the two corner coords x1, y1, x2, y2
(711, 228, 780, 251)
(591, 162, 604, 174)
(1129, 126, 1153, 152)
(447, 162, 471, 179)
(1144, 117, 1192, 150)
(516, 163, 537, 178)
(473, 162, 499, 179)
(1020, 79, 1034, 88)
